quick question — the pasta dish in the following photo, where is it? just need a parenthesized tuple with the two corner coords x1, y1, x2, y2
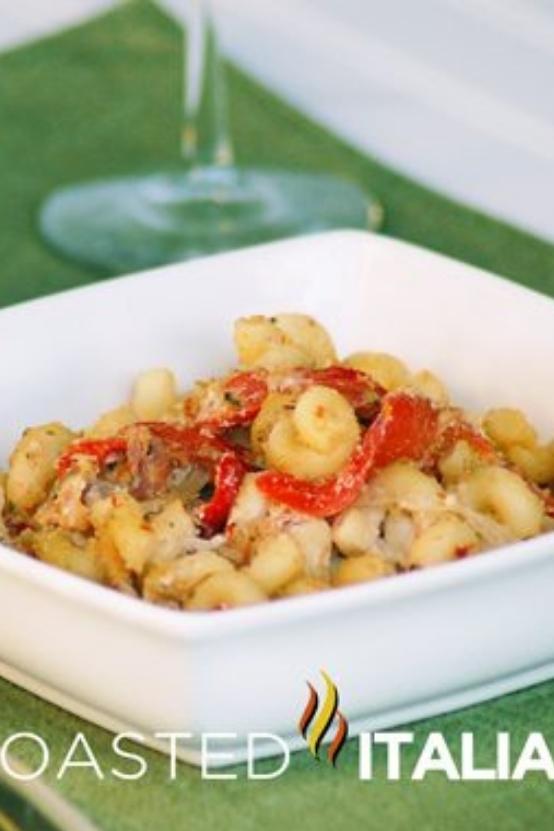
(1, 314, 553, 610)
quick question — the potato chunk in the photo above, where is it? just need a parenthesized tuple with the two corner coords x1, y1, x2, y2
(131, 368, 177, 420)
(7, 423, 74, 512)
(31, 529, 103, 583)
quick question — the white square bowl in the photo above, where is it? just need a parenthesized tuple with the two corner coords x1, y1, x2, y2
(1, 230, 554, 767)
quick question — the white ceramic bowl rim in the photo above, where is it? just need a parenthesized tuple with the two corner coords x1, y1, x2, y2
(2, 531, 552, 641)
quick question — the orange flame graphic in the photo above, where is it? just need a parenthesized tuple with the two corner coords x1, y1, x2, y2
(298, 670, 349, 765)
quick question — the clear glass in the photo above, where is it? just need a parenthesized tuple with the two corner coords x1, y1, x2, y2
(0, 760, 97, 831)
(39, 0, 383, 272)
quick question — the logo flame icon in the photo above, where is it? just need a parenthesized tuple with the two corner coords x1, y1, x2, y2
(298, 670, 348, 765)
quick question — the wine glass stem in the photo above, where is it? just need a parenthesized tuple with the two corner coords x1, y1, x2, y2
(182, 0, 235, 168)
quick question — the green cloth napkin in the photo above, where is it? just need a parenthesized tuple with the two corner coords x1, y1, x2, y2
(1, 2, 554, 829)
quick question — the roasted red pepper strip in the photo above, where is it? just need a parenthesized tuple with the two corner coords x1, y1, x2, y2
(139, 422, 232, 464)
(57, 423, 237, 478)
(367, 393, 439, 469)
(279, 366, 383, 416)
(58, 422, 247, 533)
(256, 393, 439, 517)
(425, 420, 497, 470)
(139, 423, 248, 532)
(56, 437, 127, 477)
(196, 372, 269, 430)
(195, 366, 382, 431)
(196, 451, 248, 533)
(143, 421, 253, 469)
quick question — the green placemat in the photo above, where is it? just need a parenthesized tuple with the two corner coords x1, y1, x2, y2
(1, 2, 554, 829)
(1, 0, 553, 306)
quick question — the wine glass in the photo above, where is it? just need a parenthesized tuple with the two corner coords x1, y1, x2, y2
(0, 758, 98, 830)
(39, 0, 383, 272)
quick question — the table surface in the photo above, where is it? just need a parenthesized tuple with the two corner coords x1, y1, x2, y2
(1, 0, 553, 243)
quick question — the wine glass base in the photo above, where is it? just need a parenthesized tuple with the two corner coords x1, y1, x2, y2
(39, 167, 383, 272)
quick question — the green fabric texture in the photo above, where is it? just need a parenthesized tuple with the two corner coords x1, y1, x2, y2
(0, 0, 553, 306)
(1, 1, 554, 829)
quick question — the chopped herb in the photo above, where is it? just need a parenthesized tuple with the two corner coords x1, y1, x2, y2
(224, 391, 241, 407)
(199, 482, 215, 501)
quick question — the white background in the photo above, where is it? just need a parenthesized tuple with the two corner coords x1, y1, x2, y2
(2, 0, 553, 242)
